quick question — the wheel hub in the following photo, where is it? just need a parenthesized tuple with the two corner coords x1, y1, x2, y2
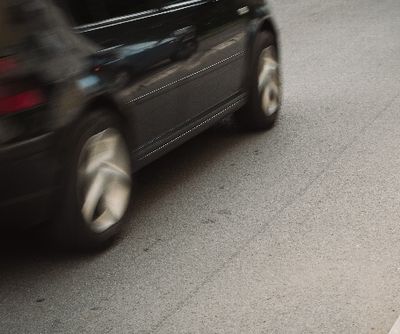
(258, 47, 281, 116)
(78, 128, 131, 233)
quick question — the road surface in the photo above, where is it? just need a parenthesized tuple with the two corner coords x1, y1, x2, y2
(1, 0, 400, 332)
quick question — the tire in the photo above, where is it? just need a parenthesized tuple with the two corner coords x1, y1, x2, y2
(236, 31, 281, 130)
(51, 111, 132, 250)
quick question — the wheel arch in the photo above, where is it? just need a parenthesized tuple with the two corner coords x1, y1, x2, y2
(258, 17, 280, 59)
(79, 94, 135, 148)
(243, 16, 280, 90)
(247, 15, 280, 61)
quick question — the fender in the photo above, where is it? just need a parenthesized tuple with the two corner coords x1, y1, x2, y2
(243, 1, 280, 90)
(52, 71, 136, 155)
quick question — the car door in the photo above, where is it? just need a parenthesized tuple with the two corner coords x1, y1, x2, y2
(64, 0, 191, 153)
(158, 0, 249, 121)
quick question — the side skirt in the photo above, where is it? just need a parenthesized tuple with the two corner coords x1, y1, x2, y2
(133, 92, 247, 170)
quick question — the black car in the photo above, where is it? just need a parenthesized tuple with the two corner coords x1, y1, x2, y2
(0, 0, 281, 248)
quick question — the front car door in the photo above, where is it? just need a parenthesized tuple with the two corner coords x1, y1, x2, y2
(158, 0, 249, 120)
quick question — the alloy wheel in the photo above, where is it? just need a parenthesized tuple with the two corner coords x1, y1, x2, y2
(77, 128, 131, 233)
(258, 46, 281, 116)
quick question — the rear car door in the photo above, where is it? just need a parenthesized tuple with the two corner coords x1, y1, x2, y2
(62, 0, 191, 154)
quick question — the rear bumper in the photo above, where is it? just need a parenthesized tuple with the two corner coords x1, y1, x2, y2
(0, 133, 60, 228)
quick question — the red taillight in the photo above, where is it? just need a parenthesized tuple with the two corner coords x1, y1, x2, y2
(0, 56, 45, 115)
(0, 89, 45, 115)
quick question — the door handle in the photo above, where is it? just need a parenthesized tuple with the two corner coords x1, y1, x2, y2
(237, 6, 249, 16)
(173, 26, 196, 38)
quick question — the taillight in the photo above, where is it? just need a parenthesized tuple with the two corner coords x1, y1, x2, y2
(0, 56, 46, 115)
(0, 88, 45, 115)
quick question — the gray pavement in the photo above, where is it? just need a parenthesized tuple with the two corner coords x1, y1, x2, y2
(1, 0, 400, 333)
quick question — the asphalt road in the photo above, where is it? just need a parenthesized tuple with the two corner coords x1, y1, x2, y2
(1, 0, 400, 333)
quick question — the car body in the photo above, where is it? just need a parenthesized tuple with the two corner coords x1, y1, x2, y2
(0, 0, 280, 247)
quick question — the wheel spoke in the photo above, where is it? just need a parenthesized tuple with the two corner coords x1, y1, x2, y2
(81, 171, 107, 223)
(104, 184, 130, 220)
(84, 131, 120, 175)
(262, 87, 272, 112)
(90, 207, 117, 233)
(103, 161, 131, 182)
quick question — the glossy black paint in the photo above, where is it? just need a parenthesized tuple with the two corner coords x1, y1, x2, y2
(0, 0, 278, 226)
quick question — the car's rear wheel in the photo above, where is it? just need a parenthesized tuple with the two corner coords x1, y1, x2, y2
(236, 32, 281, 130)
(52, 111, 132, 250)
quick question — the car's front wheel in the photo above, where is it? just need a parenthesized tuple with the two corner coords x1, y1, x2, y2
(52, 111, 132, 250)
(236, 32, 281, 130)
